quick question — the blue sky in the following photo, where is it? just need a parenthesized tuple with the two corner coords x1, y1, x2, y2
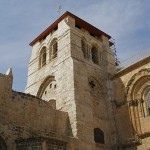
(0, 0, 150, 92)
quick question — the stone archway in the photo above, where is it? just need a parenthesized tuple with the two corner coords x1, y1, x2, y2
(37, 75, 56, 101)
(0, 136, 7, 150)
(126, 68, 150, 99)
(126, 68, 150, 135)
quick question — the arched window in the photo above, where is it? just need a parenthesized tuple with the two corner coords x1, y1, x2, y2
(39, 47, 46, 68)
(81, 39, 87, 58)
(91, 47, 99, 64)
(50, 39, 58, 61)
(146, 90, 150, 115)
(0, 136, 7, 150)
(94, 128, 105, 144)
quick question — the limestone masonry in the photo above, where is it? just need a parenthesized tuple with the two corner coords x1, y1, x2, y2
(0, 11, 150, 150)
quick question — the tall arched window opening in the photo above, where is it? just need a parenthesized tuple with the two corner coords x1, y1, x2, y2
(50, 39, 58, 61)
(81, 39, 87, 58)
(94, 128, 105, 144)
(39, 47, 46, 68)
(91, 47, 99, 64)
(146, 90, 150, 115)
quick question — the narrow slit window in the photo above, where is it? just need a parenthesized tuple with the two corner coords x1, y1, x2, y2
(52, 41, 57, 59)
(91, 47, 99, 64)
(81, 39, 87, 58)
(40, 47, 46, 68)
(50, 39, 58, 61)
(94, 128, 105, 144)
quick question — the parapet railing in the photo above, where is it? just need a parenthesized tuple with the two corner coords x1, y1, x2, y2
(119, 48, 150, 68)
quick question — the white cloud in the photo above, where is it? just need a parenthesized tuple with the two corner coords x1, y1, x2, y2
(0, 0, 150, 91)
(77, 1, 141, 37)
(74, 0, 150, 61)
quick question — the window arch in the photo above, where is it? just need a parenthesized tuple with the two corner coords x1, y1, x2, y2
(0, 136, 7, 150)
(39, 47, 47, 68)
(50, 38, 58, 61)
(94, 128, 105, 144)
(36, 75, 57, 101)
(91, 47, 99, 64)
(145, 90, 150, 115)
(81, 38, 87, 58)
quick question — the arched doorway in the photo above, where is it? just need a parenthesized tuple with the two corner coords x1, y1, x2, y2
(126, 68, 150, 135)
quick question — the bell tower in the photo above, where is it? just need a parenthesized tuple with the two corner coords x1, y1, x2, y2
(25, 11, 116, 149)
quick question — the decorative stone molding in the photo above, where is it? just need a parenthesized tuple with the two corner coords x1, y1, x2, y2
(126, 68, 150, 98)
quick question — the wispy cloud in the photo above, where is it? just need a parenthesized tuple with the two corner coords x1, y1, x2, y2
(0, 0, 150, 91)
(73, 0, 150, 59)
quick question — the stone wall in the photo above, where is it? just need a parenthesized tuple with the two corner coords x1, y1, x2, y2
(16, 137, 67, 150)
(0, 72, 70, 149)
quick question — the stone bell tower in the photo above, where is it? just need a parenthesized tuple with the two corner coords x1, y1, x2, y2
(25, 11, 116, 149)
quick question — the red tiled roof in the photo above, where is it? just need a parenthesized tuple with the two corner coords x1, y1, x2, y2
(29, 11, 111, 46)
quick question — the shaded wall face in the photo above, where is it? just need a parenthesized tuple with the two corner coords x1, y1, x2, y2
(69, 21, 116, 149)
(113, 78, 134, 143)
(73, 60, 114, 148)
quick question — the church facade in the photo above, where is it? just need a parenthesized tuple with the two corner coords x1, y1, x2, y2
(0, 11, 150, 150)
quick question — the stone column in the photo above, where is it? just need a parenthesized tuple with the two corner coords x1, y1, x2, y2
(129, 99, 141, 135)
(129, 101, 136, 134)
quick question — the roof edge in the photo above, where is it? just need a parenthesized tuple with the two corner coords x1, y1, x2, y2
(29, 11, 111, 46)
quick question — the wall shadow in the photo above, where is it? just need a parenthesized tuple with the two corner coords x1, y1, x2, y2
(113, 78, 138, 150)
